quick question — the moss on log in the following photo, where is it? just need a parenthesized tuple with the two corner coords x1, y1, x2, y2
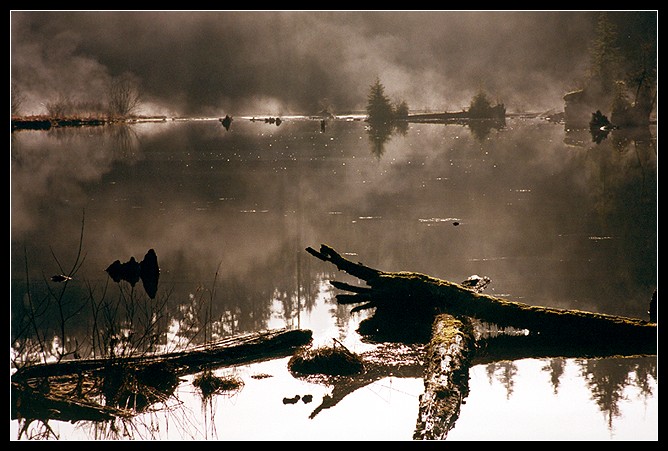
(306, 244, 656, 352)
(414, 314, 475, 440)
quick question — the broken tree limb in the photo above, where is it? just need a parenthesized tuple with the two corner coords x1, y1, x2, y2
(306, 244, 656, 352)
(414, 314, 475, 440)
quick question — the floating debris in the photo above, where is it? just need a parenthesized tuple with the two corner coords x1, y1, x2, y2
(461, 275, 491, 293)
(50, 274, 73, 283)
(193, 369, 244, 399)
(282, 395, 300, 404)
(418, 217, 459, 224)
(250, 373, 273, 380)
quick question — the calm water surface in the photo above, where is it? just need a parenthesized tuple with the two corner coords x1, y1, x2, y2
(10, 117, 657, 440)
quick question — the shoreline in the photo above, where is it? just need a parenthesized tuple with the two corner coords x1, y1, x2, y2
(11, 115, 169, 132)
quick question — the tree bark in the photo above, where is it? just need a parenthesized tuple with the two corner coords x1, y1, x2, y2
(413, 314, 474, 440)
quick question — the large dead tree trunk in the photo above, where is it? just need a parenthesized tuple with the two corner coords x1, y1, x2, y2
(307, 244, 656, 440)
(413, 314, 475, 440)
(306, 244, 656, 352)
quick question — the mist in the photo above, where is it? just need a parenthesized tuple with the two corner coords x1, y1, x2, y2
(10, 11, 614, 117)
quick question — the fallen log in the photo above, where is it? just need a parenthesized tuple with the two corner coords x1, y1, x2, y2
(306, 244, 656, 353)
(414, 314, 475, 440)
(11, 328, 312, 422)
(307, 244, 656, 440)
(12, 328, 312, 381)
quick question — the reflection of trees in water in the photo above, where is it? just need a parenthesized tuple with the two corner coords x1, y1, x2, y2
(11, 277, 172, 365)
(366, 116, 413, 157)
(366, 122, 397, 158)
(542, 358, 566, 394)
(366, 117, 505, 155)
(582, 125, 656, 314)
(610, 127, 656, 204)
(610, 126, 653, 154)
(631, 358, 658, 399)
(578, 357, 656, 431)
(11, 124, 144, 243)
(41, 124, 140, 161)
(486, 361, 518, 399)
(264, 248, 316, 330)
(204, 241, 325, 336)
(11, 235, 333, 366)
(106, 124, 140, 159)
(584, 126, 656, 210)
(467, 118, 505, 142)
(483, 356, 656, 431)
(394, 120, 409, 137)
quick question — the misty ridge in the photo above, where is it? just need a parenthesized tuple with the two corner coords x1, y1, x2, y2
(10, 11, 656, 123)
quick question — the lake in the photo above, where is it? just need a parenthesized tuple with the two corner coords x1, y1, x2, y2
(10, 115, 657, 440)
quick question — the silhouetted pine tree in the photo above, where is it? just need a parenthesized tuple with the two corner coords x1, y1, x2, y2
(366, 78, 394, 125)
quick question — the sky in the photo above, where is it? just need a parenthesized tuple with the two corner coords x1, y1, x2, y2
(8, 10, 642, 117)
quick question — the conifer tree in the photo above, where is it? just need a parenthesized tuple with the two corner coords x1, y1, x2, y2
(366, 78, 394, 125)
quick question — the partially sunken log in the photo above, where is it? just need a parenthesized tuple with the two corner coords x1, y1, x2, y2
(13, 329, 312, 382)
(12, 328, 312, 422)
(306, 244, 656, 353)
(414, 314, 475, 441)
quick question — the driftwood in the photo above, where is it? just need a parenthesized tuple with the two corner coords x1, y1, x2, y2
(306, 244, 656, 351)
(413, 314, 474, 440)
(306, 243, 656, 440)
(12, 328, 312, 422)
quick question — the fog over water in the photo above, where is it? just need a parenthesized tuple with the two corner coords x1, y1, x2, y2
(11, 10, 611, 116)
(9, 11, 657, 442)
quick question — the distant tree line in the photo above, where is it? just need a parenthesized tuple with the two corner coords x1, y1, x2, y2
(364, 79, 507, 155)
(565, 11, 656, 128)
(11, 73, 143, 119)
(467, 91, 505, 119)
(364, 78, 410, 157)
(366, 78, 409, 125)
(367, 78, 505, 123)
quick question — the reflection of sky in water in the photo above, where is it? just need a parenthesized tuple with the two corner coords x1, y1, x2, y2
(449, 358, 658, 441)
(11, 118, 656, 320)
(10, 118, 657, 440)
(9, 280, 658, 440)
